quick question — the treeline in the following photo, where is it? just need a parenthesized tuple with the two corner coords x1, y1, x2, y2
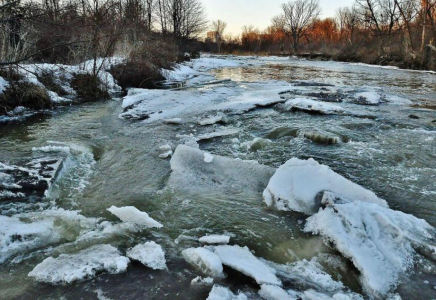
(210, 0, 436, 70)
(0, 0, 207, 87)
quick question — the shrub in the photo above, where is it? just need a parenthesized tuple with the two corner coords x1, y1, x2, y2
(37, 70, 69, 96)
(110, 38, 178, 89)
(0, 82, 52, 115)
(70, 73, 110, 102)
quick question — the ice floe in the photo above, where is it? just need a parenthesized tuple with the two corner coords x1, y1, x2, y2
(0, 208, 99, 264)
(352, 92, 382, 105)
(206, 285, 248, 300)
(280, 98, 345, 115)
(199, 115, 225, 126)
(263, 158, 387, 215)
(169, 145, 274, 194)
(28, 244, 130, 284)
(305, 200, 436, 296)
(213, 245, 281, 285)
(107, 206, 163, 228)
(126, 241, 166, 270)
(182, 247, 224, 277)
(199, 235, 230, 245)
(120, 86, 240, 122)
(265, 257, 345, 294)
(164, 118, 183, 124)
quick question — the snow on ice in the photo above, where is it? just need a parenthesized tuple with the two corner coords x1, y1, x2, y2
(107, 206, 163, 228)
(28, 244, 130, 284)
(263, 158, 387, 214)
(305, 200, 436, 296)
(280, 98, 346, 115)
(126, 241, 166, 270)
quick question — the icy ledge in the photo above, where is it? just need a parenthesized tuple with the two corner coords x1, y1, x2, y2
(263, 158, 387, 215)
(28, 244, 130, 284)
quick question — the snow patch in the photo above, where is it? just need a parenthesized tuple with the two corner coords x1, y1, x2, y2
(0, 76, 9, 93)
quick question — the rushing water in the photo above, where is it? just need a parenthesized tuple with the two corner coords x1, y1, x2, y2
(0, 57, 435, 300)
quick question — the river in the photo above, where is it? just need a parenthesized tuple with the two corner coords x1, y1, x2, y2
(0, 55, 435, 299)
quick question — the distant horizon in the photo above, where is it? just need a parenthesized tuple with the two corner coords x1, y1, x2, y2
(202, 0, 355, 36)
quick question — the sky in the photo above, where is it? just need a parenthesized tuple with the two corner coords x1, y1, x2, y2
(202, 0, 355, 36)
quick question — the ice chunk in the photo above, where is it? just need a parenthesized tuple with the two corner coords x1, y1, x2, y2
(197, 128, 240, 141)
(300, 290, 364, 300)
(159, 150, 173, 159)
(107, 206, 163, 228)
(266, 258, 344, 294)
(164, 118, 183, 124)
(259, 285, 296, 300)
(241, 138, 272, 152)
(0, 209, 99, 264)
(191, 276, 214, 285)
(214, 82, 290, 114)
(263, 158, 387, 215)
(305, 201, 436, 296)
(159, 144, 172, 151)
(213, 245, 281, 286)
(204, 152, 214, 163)
(182, 247, 224, 277)
(353, 92, 382, 105)
(199, 235, 230, 245)
(28, 244, 130, 284)
(199, 115, 224, 126)
(206, 285, 248, 300)
(126, 241, 166, 270)
(169, 145, 275, 194)
(281, 98, 345, 115)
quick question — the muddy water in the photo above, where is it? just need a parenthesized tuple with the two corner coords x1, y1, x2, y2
(0, 58, 435, 299)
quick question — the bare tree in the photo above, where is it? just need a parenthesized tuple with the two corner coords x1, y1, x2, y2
(211, 19, 227, 52)
(274, 0, 321, 54)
